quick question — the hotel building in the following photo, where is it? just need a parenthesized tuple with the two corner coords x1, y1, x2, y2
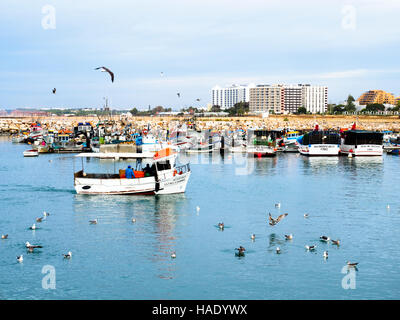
(211, 84, 256, 109)
(248, 84, 328, 114)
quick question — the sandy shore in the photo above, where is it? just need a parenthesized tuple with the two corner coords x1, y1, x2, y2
(1, 114, 400, 134)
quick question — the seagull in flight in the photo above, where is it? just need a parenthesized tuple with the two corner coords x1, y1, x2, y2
(43, 211, 50, 217)
(320, 236, 330, 242)
(95, 66, 114, 82)
(177, 93, 181, 98)
(284, 234, 293, 240)
(36, 217, 43, 223)
(268, 213, 288, 226)
(331, 239, 340, 246)
(89, 219, 98, 225)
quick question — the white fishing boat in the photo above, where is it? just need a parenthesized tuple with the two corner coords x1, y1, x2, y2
(298, 130, 340, 156)
(74, 148, 191, 195)
(23, 149, 39, 157)
(340, 130, 383, 156)
(246, 130, 277, 157)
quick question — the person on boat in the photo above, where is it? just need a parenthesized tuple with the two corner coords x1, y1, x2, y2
(143, 164, 151, 177)
(125, 165, 135, 179)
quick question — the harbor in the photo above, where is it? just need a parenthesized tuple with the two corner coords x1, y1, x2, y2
(1, 133, 400, 299)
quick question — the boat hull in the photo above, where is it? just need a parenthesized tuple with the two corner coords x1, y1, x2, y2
(247, 146, 276, 157)
(340, 144, 383, 156)
(74, 171, 191, 195)
(299, 144, 340, 156)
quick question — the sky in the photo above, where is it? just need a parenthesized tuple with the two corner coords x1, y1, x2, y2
(0, 0, 399, 110)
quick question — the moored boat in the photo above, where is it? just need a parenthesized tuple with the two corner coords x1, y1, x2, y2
(23, 149, 39, 157)
(298, 130, 340, 156)
(340, 130, 383, 156)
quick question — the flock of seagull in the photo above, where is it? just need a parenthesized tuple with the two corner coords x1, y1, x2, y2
(0, 211, 108, 264)
(211, 202, 359, 269)
(2, 203, 360, 269)
(50, 67, 201, 102)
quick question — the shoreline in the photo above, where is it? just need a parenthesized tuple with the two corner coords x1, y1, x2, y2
(1, 114, 400, 134)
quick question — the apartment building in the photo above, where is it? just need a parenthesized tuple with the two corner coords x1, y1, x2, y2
(211, 84, 255, 109)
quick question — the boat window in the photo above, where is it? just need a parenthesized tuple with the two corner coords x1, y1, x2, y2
(156, 160, 171, 171)
(344, 131, 383, 145)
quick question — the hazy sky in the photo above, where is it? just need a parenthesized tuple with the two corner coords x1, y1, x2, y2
(0, 0, 399, 110)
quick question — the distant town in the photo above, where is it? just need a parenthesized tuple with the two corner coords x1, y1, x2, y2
(1, 85, 399, 118)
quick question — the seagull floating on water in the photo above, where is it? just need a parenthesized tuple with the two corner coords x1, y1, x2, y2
(52, 88, 56, 94)
(25, 241, 42, 251)
(17, 255, 23, 263)
(347, 261, 358, 267)
(320, 236, 330, 242)
(268, 213, 288, 226)
(196, 206, 200, 214)
(89, 219, 98, 224)
(29, 224, 36, 230)
(36, 217, 43, 223)
(387, 204, 390, 209)
(235, 246, 246, 256)
(131, 218, 136, 223)
(305, 245, 316, 251)
(1, 234, 8, 239)
(63, 251, 72, 259)
(218, 222, 224, 230)
(171, 252, 176, 259)
(304, 213, 309, 218)
(323, 251, 328, 259)
(251, 234, 256, 241)
(43, 211, 50, 217)
(275, 203, 281, 208)
(276, 247, 281, 254)
(285, 234, 293, 240)
(331, 239, 340, 246)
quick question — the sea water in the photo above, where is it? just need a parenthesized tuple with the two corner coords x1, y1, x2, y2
(1, 136, 400, 299)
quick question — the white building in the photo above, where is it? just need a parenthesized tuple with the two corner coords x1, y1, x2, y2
(211, 84, 255, 109)
(302, 85, 328, 113)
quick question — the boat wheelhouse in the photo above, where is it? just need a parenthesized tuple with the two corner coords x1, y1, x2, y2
(340, 130, 383, 156)
(246, 130, 278, 157)
(298, 131, 340, 156)
(74, 148, 191, 195)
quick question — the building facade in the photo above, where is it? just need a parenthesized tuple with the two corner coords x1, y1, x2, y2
(301, 85, 328, 113)
(357, 90, 395, 105)
(249, 85, 284, 114)
(248, 84, 328, 114)
(211, 84, 255, 109)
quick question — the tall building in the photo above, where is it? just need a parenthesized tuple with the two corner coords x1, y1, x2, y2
(249, 84, 328, 114)
(302, 85, 328, 113)
(357, 90, 395, 105)
(282, 85, 303, 113)
(249, 85, 284, 114)
(211, 84, 255, 109)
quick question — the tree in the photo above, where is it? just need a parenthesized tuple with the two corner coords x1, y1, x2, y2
(130, 107, 139, 115)
(332, 104, 345, 114)
(225, 102, 249, 116)
(345, 95, 356, 112)
(210, 105, 221, 112)
(362, 103, 385, 112)
(297, 107, 307, 114)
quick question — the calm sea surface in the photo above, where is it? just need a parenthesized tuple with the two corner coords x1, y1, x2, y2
(1, 136, 400, 300)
